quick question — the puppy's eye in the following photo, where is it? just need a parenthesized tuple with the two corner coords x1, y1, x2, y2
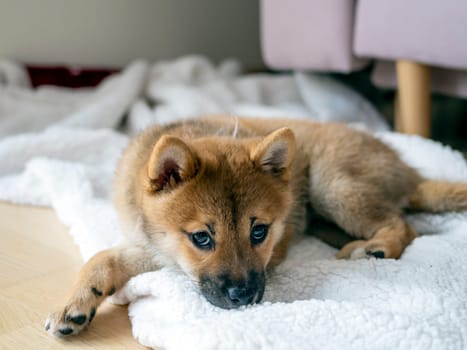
(190, 231, 214, 250)
(250, 224, 269, 245)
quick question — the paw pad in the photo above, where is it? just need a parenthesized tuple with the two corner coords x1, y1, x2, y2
(65, 314, 87, 325)
(59, 327, 74, 336)
(89, 308, 96, 324)
(91, 287, 103, 297)
(368, 250, 385, 259)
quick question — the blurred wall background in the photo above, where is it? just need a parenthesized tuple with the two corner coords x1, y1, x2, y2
(0, 0, 261, 67)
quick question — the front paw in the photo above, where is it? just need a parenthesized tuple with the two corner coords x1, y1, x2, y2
(336, 239, 399, 260)
(45, 301, 97, 338)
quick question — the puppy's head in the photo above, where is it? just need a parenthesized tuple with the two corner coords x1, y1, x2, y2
(140, 128, 295, 309)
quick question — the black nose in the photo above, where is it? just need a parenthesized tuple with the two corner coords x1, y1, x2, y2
(226, 286, 256, 306)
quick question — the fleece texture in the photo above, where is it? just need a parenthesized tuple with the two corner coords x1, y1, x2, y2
(0, 56, 465, 350)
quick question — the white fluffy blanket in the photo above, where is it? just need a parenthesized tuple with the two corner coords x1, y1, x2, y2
(1, 56, 466, 350)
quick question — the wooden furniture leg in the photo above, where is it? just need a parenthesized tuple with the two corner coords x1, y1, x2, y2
(396, 60, 432, 137)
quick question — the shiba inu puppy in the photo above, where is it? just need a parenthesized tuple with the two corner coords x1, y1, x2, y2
(46, 115, 467, 337)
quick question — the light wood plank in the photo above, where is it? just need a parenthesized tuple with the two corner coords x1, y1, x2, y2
(0, 201, 147, 349)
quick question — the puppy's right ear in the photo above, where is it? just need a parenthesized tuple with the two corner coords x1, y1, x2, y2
(145, 135, 198, 193)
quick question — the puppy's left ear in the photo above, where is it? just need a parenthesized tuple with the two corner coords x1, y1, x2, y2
(251, 127, 296, 178)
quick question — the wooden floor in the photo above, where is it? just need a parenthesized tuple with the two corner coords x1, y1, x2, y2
(0, 202, 147, 349)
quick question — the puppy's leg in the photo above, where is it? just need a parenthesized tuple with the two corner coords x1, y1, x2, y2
(336, 217, 416, 259)
(309, 177, 418, 259)
(408, 180, 467, 212)
(45, 242, 157, 338)
(336, 180, 467, 259)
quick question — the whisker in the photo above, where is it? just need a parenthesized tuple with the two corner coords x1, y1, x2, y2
(231, 115, 239, 139)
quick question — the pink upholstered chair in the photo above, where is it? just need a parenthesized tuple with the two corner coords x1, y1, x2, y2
(261, 0, 467, 137)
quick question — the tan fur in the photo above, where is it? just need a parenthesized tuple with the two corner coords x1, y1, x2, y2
(408, 180, 467, 212)
(46, 115, 467, 337)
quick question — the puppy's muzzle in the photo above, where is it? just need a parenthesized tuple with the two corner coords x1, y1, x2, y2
(200, 270, 265, 309)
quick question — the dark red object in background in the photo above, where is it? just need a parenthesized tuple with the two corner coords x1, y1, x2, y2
(25, 64, 120, 88)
